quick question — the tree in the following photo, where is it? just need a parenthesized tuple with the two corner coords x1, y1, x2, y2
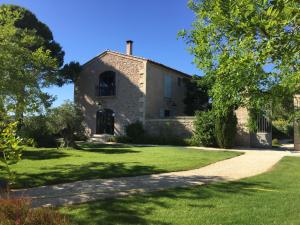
(0, 4, 81, 121)
(180, 0, 299, 117)
(47, 101, 85, 148)
(183, 76, 211, 116)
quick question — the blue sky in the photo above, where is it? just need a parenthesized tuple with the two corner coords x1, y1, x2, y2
(0, 0, 200, 107)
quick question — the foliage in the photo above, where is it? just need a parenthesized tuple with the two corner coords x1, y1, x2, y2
(192, 111, 216, 147)
(0, 121, 23, 183)
(125, 121, 145, 142)
(19, 115, 58, 147)
(0, 197, 74, 225)
(180, 0, 300, 118)
(0, 4, 81, 121)
(272, 119, 293, 139)
(183, 76, 211, 116)
(47, 101, 85, 148)
(215, 109, 237, 148)
(272, 138, 280, 147)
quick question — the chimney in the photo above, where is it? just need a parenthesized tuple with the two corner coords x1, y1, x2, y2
(126, 40, 133, 55)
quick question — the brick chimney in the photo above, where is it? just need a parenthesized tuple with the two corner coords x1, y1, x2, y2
(126, 40, 133, 55)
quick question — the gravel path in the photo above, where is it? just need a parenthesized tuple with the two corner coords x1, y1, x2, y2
(11, 148, 296, 207)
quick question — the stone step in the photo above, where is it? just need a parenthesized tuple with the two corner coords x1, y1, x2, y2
(90, 134, 114, 143)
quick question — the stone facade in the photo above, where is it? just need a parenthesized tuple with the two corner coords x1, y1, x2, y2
(145, 117, 194, 138)
(145, 62, 187, 119)
(294, 95, 300, 151)
(235, 107, 251, 146)
(75, 52, 145, 136)
(75, 50, 189, 136)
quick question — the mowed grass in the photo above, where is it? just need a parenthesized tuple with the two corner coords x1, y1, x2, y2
(62, 156, 300, 225)
(0, 143, 239, 189)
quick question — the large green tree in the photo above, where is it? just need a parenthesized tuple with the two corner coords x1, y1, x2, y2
(0, 4, 81, 121)
(180, 0, 300, 116)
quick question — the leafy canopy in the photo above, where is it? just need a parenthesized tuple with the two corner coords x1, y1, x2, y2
(0, 4, 81, 118)
(180, 0, 300, 116)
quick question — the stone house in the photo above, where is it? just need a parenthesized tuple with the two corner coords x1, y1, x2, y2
(75, 41, 193, 138)
(75, 40, 272, 147)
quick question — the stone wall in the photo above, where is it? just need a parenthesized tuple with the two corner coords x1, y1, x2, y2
(75, 52, 145, 136)
(144, 117, 194, 138)
(294, 95, 300, 151)
(235, 107, 251, 147)
(145, 62, 188, 119)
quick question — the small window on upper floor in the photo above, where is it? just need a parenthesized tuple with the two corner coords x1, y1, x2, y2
(177, 77, 182, 87)
(164, 75, 172, 98)
(99, 71, 116, 96)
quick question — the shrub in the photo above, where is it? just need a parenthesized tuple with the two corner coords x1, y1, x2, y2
(48, 101, 86, 148)
(215, 110, 237, 149)
(19, 115, 58, 147)
(272, 119, 293, 139)
(0, 121, 23, 184)
(0, 197, 74, 225)
(272, 138, 280, 147)
(192, 111, 216, 147)
(125, 121, 145, 141)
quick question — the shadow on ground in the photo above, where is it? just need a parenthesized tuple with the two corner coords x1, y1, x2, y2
(63, 180, 271, 225)
(22, 150, 70, 160)
(12, 162, 165, 189)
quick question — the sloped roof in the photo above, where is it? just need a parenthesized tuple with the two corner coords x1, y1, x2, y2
(82, 50, 191, 79)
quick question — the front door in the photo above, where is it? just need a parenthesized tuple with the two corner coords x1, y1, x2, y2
(96, 109, 114, 134)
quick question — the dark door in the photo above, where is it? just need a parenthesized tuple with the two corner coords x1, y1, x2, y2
(96, 109, 114, 134)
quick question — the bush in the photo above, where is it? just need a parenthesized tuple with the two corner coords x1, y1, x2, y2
(19, 115, 58, 147)
(0, 121, 23, 184)
(125, 121, 145, 142)
(48, 101, 86, 148)
(0, 197, 74, 225)
(192, 111, 216, 147)
(272, 138, 280, 147)
(215, 110, 237, 149)
(272, 119, 293, 140)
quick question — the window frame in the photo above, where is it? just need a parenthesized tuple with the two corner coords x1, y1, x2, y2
(99, 71, 116, 97)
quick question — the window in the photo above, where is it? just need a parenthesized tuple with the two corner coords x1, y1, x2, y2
(177, 77, 182, 87)
(164, 110, 171, 117)
(99, 71, 116, 96)
(164, 75, 172, 98)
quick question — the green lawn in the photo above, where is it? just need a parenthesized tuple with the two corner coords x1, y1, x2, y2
(0, 143, 239, 189)
(62, 156, 300, 225)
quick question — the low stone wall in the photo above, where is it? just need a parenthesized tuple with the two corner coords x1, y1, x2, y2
(294, 95, 300, 151)
(144, 117, 195, 138)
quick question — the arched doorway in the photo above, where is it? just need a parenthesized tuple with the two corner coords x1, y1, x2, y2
(96, 109, 114, 135)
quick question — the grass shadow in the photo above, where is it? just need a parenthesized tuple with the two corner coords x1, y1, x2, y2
(22, 150, 70, 160)
(79, 148, 141, 154)
(63, 180, 271, 225)
(12, 162, 165, 189)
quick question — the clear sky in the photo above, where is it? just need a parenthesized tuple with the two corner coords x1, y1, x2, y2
(0, 0, 200, 107)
